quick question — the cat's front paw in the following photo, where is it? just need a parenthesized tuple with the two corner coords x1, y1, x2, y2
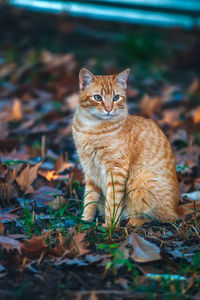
(101, 222, 110, 230)
(81, 213, 93, 222)
(128, 217, 146, 227)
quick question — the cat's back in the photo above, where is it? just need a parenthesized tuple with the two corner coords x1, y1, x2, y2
(125, 114, 174, 164)
(124, 114, 165, 142)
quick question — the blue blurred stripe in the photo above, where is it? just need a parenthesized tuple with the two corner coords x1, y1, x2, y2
(9, 0, 200, 28)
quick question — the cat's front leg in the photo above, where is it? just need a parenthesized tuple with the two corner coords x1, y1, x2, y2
(82, 177, 101, 222)
(104, 169, 127, 229)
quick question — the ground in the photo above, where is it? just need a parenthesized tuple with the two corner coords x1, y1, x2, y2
(0, 6, 200, 300)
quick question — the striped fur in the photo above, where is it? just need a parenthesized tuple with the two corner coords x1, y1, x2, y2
(72, 68, 180, 227)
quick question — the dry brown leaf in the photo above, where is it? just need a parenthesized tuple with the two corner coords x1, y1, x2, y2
(175, 145, 200, 166)
(0, 63, 15, 79)
(169, 128, 188, 145)
(179, 181, 192, 194)
(193, 106, 200, 124)
(70, 162, 84, 185)
(41, 51, 73, 69)
(0, 222, 4, 234)
(139, 94, 162, 117)
(10, 98, 23, 121)
(0, 149, 29, 162)
(54, 153, 72, 174)
(48, 196, 67, 210)
(62, 232, 89, 258)
(5, 168, 16, 184)
(38, 169, 69, 182)
(119, 232, 161, 263)
(30, 186, 62, 206)
(72, 232, 90, 256)
(188, 77, 200, 94)
(16, 161, 42, 193)
(158, 109, 181, 127)
(22, 236, 47, 254)
(0, 182, 19, 202)
(0, 236, 22, 253)
(0, 212, 19, 222)
(129, 232, 161, 262)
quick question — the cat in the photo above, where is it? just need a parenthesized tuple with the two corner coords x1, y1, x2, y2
(72, 68, 197, 228)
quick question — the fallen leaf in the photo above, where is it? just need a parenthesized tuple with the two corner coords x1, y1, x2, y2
(175, 145, 200, 166)
(114, 278, 129, 290)
(119, 232, 161, 263)
(0, 63, 15, 79)
(31, 186, 62, 206)
(0, 148, 30, 162)
(0, 264, 7, 279)
(0, 236, 22, 253)
(70, 162, 84, 185)
(55, 258, 88, 267)
(39, 170, 60, 181)
(193, 106, 200, 124)
(0, 212, 19, 223)
(0, 222, 4, 234)
(48, 196, 67, 210)
(5, 168, 16, 184)
(9, 98, 23, 121)
(22, 236, 47, 254)
(130, 232, 161, 262)
(162, 85, 184, 106)
(85, 254, 109, 264)
(158, 109, 181, 127)
(0, 182, 19, 201)
(170, 128, 188, 145)
(62, 232, 89, 258)
(16, 161, 42, 193)
(179, 181, 192, 194)
(54, 153, 72, 173)
(7, 234, 28, 240)
(70, 232, 89, 256)
(139, 94, 162, 117)
(188, 77, 200, 94)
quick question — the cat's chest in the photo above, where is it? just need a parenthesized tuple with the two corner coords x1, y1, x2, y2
(75, 134, 110, 186)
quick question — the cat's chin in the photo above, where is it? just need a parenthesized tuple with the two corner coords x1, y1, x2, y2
(101, 114, 114, 119)
(90, 112, 115, 120)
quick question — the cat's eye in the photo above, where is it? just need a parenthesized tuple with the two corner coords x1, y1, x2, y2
(94, 94, 102, 102)
(113, 94, 120, 102)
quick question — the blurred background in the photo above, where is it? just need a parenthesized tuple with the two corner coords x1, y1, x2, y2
(2, 0, 200, 77)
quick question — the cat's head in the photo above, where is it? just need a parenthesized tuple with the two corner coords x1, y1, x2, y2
(78, 68, 130, 120)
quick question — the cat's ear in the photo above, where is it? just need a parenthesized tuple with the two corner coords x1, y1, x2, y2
(115, 68, 130, 89)
(79, 68, 96, 91)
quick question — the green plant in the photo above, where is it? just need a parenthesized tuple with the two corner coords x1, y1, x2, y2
(98, 243, 134, 275)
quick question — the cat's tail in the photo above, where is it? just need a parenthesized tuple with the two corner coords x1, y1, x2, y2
(176, 202, 200, 218)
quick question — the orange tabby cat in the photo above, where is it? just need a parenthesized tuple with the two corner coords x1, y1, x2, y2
(72, 68, 195, 228)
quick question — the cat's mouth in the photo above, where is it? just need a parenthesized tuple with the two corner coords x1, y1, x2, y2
(90, 110, 115, 120)
(102, 113, 113, 119)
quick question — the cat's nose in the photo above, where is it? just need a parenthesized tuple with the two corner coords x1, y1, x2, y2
(104, 107, 112, 113)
